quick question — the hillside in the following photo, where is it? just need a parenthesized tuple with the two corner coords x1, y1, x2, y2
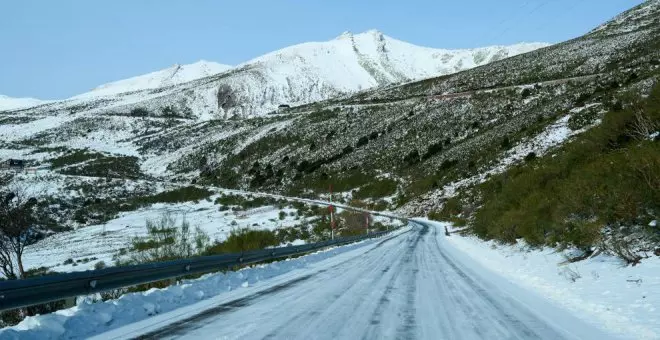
(193, 1, 659, 201)
(0, 1, 657, 262)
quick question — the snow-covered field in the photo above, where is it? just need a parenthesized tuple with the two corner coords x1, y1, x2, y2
(23, 198, 299, 273)
(20, 188, 403, 274)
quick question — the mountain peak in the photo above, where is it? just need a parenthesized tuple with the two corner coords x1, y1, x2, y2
(364, 29, 384, 36)
(336, 31, 353, 40)
(336, 29, 386, 40)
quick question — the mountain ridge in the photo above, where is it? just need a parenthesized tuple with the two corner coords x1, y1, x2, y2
(75, 60, 233, 99)
(0, 95, 52, 111)
(2, 30, 548, 118)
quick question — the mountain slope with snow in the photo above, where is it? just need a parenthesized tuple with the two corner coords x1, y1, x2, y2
(0, 95, 50, 111)
(5, 30, 547, 119)
(6, 1, 655, 226)
(193, 30, 548, 118)
(74, 60, 233, 99)
(591, 0, 660, 36)
(242, 30, 547, 94)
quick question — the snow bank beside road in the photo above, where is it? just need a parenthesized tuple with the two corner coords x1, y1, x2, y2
(421, 219, 659, 340)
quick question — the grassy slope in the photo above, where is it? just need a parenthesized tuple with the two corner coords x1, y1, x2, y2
(447, 85, 659, 259)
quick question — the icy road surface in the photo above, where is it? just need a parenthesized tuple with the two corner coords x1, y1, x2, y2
(96, 222, 618, 340)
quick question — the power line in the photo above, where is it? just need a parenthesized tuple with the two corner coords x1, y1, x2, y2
(528, 0, 587, 36)
(490, 0, 533, 32)
(488, 0, 553, 43)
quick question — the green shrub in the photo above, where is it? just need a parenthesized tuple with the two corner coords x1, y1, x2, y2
(500, 136, 512, 149)
(524, 152, 537, 162)
(307, 109, 338, 123)
(352, 178, 397, 200)
(50, 149, 98, 168)
(307, 216, 334, 241)
(130, 107, 150, 117)
(276, 225, 311, 244)
(449, 216, 468, 227)
(214, 193, 279, 209)
(60, 154, 142, 179)
(422, 142, 443, 160)
(370, 199, 389, 211)
(204, 228, 279, 255)
(356, 136, 369, 147)
(472, 85, 660, 252)
(403, 150, 420, 165)
(429, 197, 463, 221)
(293, 169, 375, 195)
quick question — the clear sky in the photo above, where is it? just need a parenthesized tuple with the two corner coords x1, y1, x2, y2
(0, 0, 645, 100)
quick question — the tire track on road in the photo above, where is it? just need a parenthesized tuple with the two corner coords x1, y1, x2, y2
(135, 229, 412, 339)
(262, 230, 417, 339)
(428, 222, 565, 339)
(360, 224, 426, 340)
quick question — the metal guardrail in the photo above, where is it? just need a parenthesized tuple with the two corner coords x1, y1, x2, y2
(0, 231, 391, 311)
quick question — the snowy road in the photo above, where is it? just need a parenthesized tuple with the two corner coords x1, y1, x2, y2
(98, 222, 618, 340)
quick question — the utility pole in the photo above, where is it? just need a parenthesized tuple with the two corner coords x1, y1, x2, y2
(364, 212, 369, 235)
(329, 184, 335, 240)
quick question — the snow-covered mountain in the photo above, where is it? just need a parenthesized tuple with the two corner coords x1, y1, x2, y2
(74, 60, 233, 99)
(4, 30, 548, 118)
(239, 30, 547, 95)
(0, 95, 50, 111)
(206, 30, 547, 117)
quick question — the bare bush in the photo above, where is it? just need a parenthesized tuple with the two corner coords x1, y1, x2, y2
(558, 265, 581, 283)
(606, 236, 643, 266)
(0, 189, 47, 279)
(125, 212, 210, 264)
(100, 288, 128, 302)
(629, 106, 658, 140)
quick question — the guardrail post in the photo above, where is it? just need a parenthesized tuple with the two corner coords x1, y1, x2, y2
(63, 296, 76, 309)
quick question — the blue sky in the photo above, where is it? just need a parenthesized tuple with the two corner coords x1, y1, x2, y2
(0, 0, 645, 99)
